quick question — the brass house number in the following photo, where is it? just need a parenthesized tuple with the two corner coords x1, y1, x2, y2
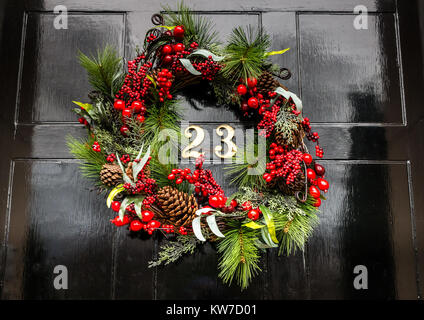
(182, 124, 238, 159)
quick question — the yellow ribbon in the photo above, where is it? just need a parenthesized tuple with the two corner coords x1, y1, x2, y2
(264, 48, 290, 57)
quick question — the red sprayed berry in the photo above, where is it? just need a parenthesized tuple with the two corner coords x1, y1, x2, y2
(173, 25, 185, 38)
(309, 185, 321, 199)
(111, 215, 130, 226)
(168, 173, 176, 180)
(230, 199, 238, 208)
(130, 220, 143, 232)
(303, 153, 313, 165)
(131, 100, 143, 113)
(174, 43, 185, 52)
(141, 210, 154, 222)
(111, 201, 121, 212)
(306, 168, 316, 180)
(237, 84, 247, 95)
(248, 97, 259, 109)
(209, 195, 220, 208)
(147, 220, 161, 229)
(122, 108, 132, 118)
(248, 209, 260, 221)
(247, 77, 257, 88)
(317, 178, 329, 191)
(162, 44, 173, 55)
(114, 99, 125, 110)
(313, 198, 321, 207)
(163, 55, 172, 64)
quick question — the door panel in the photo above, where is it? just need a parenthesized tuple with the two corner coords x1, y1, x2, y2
(0, 0, 422, 300)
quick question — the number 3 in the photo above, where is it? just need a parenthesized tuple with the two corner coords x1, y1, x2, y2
(215, 124, 237, 159)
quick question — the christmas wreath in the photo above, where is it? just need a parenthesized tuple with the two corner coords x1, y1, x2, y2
(68, 3, 329, 290)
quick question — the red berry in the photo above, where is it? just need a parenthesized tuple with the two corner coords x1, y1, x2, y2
(241, 201, 252, 211)
(309, 185, 320, 199)
(173, 25, 185, 38)
(306, 168, 316, 180)
(114, 99, 125, 110)
(147, 220, 161, 229)
(247, 97, 259, 109)
(303, 153, 313, 165)
(314, 163, 325, 176)
(241, 101, 249, 112)
(313, 198, 321, 207)
(141, 210, 154, 222)
(131, 100, 143, 113)
(120, 126, 129, 136)
(163, 55, 172, 64)
(317, 178, 329, 191)
(130, 220, 143, 232)
(209, 195, 220, 208)
(248, 209, 260, 221)
(174, 43, 185, 52)
(136, 114, 145, 123)
(122, 108, 132, 118)
(162, 44, 173, 55)
(168, 173, 176, 180)
(237, 84, 247, 95)
(230, 199, 238, 208)
(111, 215, 130, 226)
(111, 201, 121, 212)
(247, 77, 257, 88)
(176, 178, 183, 184)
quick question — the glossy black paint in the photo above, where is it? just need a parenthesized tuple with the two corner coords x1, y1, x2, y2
(0, 0, 422, 299)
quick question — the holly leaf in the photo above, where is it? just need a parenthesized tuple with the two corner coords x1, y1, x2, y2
(259, 205, 279, 244)
(118, 197, 130, 221)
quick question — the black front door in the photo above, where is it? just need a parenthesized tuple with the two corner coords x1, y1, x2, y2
(0, 0, 423, 299)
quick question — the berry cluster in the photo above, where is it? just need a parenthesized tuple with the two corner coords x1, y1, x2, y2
(156, 68, 174, 102)
(78, 117, 88, 126)
(120, 154, 131, 164)
(92, 141, 101, 152)
(263, 143, 304, 185)
(192, 56, 222, 81)
(302, 117, 324, 158)
(106, 153, 116, 163)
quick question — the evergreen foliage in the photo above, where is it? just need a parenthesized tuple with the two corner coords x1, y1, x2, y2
(78, 46, 124, 99)
(67, 136, 106, 180)
(163, 2, 219, 48)
(148, 235, 200, 267)
(223, 26, 270, 82)
(217, 221, 261, 290)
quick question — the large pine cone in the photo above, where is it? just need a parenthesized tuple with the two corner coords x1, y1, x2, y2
(100, 164, 123, 187)
(156, 186, 198, 227)
(275, 123, 305, 150)
(257, 71, 283, 96)
(268, 172, 306, 196)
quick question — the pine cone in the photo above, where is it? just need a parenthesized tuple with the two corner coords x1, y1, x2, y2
(277, 172, 306, 195)
(275, 122, 305, 150)
(257, 71, 282, 96)
(156, 186, 198, 227)
(100, 164, 123, 187)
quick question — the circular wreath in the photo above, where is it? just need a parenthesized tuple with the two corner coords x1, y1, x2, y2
(68, 3, 329, 290)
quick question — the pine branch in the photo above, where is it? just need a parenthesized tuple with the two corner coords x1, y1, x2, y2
(78, 45, 124, 99)
(223, 26, 270, 83)
(217, 221, 261, 290)
(225, 142, 267, 190)
(162, 2, 219, 48)
(66, 135, 106, 180)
